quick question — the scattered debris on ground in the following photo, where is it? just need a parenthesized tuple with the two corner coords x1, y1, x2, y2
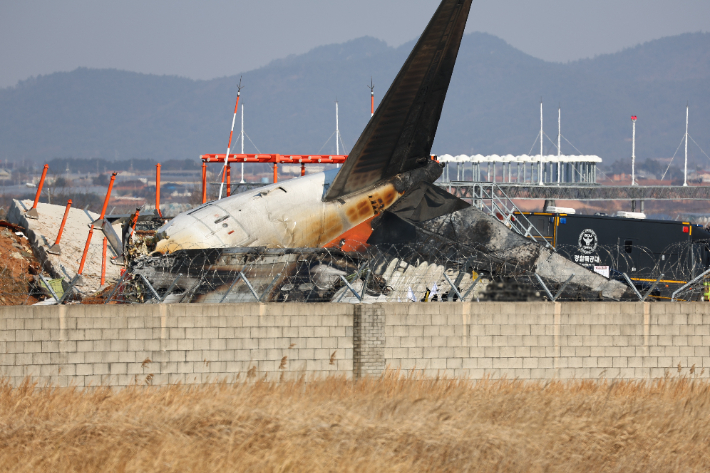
(6, 200, 123, 297)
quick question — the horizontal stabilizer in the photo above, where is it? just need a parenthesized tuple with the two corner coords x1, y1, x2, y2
(367, 183, 468, 245)
(384, 181, 469, 223)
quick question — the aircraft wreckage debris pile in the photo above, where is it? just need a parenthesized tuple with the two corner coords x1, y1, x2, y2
(0, 199, 705, 305)
(119, 237, 708, 304)
(3, 0, 708, 305)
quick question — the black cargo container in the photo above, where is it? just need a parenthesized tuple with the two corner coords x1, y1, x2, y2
(516, 212, 710, 298)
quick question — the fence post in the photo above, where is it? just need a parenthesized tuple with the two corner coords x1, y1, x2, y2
(622, 273, 643, 301)
(552, 274, 575, 302)
(338, 275, 362, 302)
(534, 274, 554, 301)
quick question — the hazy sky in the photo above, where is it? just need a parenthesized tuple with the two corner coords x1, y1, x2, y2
(2, 0, 709, 89)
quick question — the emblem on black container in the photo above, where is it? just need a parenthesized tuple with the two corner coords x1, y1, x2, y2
(578, 229, 598, 255)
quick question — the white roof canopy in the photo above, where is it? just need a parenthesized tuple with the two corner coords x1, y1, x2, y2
(436, 154, 602, 164)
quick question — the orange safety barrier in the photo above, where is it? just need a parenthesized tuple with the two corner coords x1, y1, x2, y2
(226, 164, 231, 197)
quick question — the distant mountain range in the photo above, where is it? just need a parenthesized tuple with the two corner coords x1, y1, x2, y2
(1, 32, 709, 170)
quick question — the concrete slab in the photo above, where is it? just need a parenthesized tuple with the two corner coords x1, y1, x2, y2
(7, 200, 123, 295)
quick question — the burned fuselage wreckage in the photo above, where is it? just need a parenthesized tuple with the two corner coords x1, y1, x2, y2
(125, 0, 630, 304)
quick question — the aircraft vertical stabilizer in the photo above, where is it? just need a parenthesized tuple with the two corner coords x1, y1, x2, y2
(324, 0, 473, 201)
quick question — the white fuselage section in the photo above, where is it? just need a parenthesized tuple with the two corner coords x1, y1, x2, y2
(154, 169, 402, 253)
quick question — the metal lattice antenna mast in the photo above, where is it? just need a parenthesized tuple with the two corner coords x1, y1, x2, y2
(631, 115, 636, 186)
(539, 99, 544, 185)
(684, 102, 689, 187)
(240, 104, 245, 183)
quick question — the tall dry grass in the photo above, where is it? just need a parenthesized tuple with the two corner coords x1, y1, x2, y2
(1, 371, 710, 472)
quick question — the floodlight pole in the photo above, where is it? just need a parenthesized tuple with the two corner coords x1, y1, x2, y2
(557, 106, 561, 184)
(240, 104, 245, 183)
(631, 115, 636, 186)
(684, 103, 689, 187)
(539, 100, 544, 185)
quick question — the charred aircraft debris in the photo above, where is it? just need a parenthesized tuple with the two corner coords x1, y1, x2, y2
(124, 0, 631, 303)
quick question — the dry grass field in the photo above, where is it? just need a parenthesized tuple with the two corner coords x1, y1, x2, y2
(1, 371, 710, 472)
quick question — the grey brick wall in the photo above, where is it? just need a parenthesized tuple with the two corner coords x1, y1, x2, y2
(384, 302, 710, 380)
(1, 302, 709, 387)
(0, 304, 353, 387)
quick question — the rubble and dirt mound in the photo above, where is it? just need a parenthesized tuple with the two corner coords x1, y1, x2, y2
(0, 222, 42, 305)
(6, 200, 123, 296)
(81, 284, 116, 304)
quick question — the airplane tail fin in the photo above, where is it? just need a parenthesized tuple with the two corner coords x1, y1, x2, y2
(324, 0, 473, 201)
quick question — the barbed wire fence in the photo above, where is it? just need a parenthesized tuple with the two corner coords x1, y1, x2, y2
(2, 237, 710, 306)
(109, 239, 710, 305)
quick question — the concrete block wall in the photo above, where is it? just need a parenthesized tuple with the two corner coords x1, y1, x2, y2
(0, 304, 353, 387)
(1, 302, 710, 387)
(384, 302, 710, 380)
